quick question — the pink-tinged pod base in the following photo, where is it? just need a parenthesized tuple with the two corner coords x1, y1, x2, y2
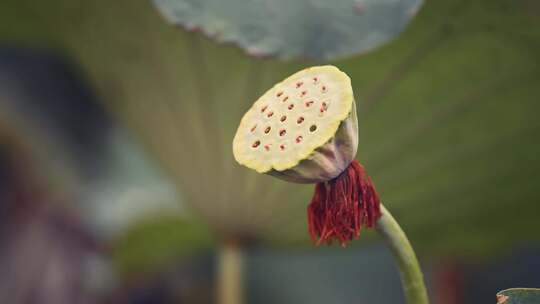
(267, 101, 358, 184)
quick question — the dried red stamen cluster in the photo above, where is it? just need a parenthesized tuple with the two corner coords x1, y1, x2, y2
(307, 160, 381, 246)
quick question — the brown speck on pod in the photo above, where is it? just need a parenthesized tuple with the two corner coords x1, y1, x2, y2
(310, 125, 317, 132)
(276, 91, 283, 97)
(264, 126, 271, 134)
(264, 144, 271, 151)
(261, 105, 268, 113)
(279, 129, 286, 136)
(280, 115, 287, 122)
(267, 111, 274, 117)
(250, 124, 257, 132)
(280, 144, 286, 151)
(305, 101, 314, 107)
(300, 91, 307, 97)
(283, 96, 289, 102)
(320, 102, 329, 114)
(295, 135, 303, 143)
(288, 104, 295, 110)
(252, 140, 260, 148)
(312, 76, 319, 83)
(296, 81, 303, 88)
(297, 117, 304, 124)
(321, 86, 327, 93)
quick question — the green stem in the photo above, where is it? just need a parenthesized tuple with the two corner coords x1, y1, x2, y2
(375, 204, 429, 304)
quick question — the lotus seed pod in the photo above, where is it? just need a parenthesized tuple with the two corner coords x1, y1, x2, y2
(233, 65, 381, 246)
(233, 66, 358, 183)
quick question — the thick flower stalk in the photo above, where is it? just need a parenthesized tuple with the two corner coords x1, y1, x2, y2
(233, 65, 429, 304)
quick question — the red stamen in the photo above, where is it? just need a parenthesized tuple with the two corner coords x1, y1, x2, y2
(307, 160, 381, 246)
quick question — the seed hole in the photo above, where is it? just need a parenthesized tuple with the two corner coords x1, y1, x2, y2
(252, 140, 260, 148)
(296, 82, 303, 88)
(250, 124, 257, 132)
(288, 104, 295, 110)
(280, 115, 287, 122)
(280, 144, 286, 151)
(320, 102, 328, 114)
(310, 125, 317, 132)
(267, 111, 274, 118)
(261, 105, 268, 113)
(295, 135, 303, 143)
(264, 126, 271, 134)
(300, 91, 307, 97)
(297, 117, 304, 124)
(279, 129, 286, 136)
(321, 86, 327, 93)
(313, 77, 319, 83)
(276, 91, 283, 97)
(305, 101, 314, 107)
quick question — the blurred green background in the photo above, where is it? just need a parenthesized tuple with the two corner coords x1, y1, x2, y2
(0, 0, 539, 303)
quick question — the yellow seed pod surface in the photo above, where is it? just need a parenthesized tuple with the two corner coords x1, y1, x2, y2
(233, 65, 354, 174)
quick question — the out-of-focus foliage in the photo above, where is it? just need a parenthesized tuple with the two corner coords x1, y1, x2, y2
(1, 0, 540, 257)
(153, 0, 423, 60)
(81, 128, 185, 239)
(0, 48, 108, 199)
(113, 216, 212, 277)
(0, 47, 212, 292)
(497, 288, 540, 304)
